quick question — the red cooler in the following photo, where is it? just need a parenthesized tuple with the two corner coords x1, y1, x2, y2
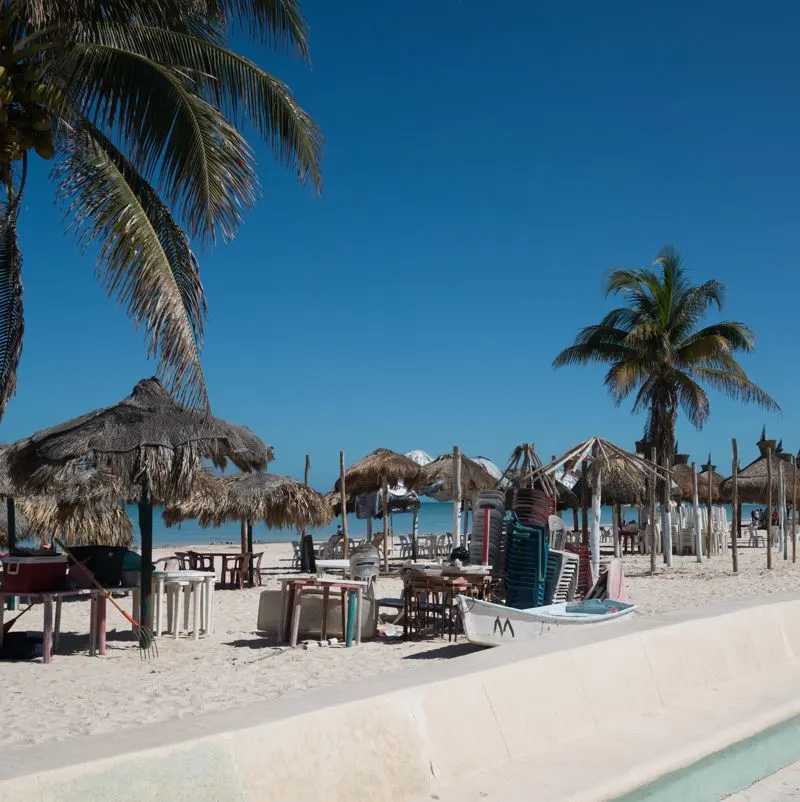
(1, 555, 67, 592)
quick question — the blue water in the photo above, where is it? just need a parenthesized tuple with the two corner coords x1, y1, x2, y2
(130, 501, 762, 547)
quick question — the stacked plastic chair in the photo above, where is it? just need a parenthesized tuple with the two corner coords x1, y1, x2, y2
(504, 514, 549, 609)
(469, 490, 506, 569)
(507, 487, 552, 527)
(543, 549, 580, 604)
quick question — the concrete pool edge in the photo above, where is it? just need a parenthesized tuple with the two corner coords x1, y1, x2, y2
(4, 593, 800, 801)
(613, 709, 800, 802)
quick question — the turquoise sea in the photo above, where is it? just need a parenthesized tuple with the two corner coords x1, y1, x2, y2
(130, 500, 764, 547)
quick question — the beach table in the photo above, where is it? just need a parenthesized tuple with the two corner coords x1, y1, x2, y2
(0, 588, 136, 663)
(151, 570, 216, 637)
(314, 559, 350, 574)
(277, 575, 365, 647)
(186, 551, 258, 588)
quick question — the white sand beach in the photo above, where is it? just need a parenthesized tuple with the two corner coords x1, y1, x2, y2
(2, 543, 799, 747)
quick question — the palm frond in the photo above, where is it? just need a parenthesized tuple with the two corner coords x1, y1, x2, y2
(61, 41, 258, 242)
(207, 0, 310, 59)
(598, 307, 639, 332)
(552, 340, 631, 368)
(680, 322, 756, 354)
(0, 202, 23, 418)
(673, 370, 710, 429)
(691, 367, 780, 412)
(54, 126, 208, 411)
(78, 24, 322, 191)
(604, 361, 650, 404)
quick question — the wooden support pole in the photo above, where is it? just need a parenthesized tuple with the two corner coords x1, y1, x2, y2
(452, 446, 462, 548)
(590, 442, 602, 582)
(692, 463, 702, 563)
(767, 448, 773, 570)
(663, 456, 672, 566)
(707, 460, 713, 557)
(792, 457, 797, 565)
(300, 454, 315, 573)
(339, 451, 349, 559)
(581, 459, 589, 547)
(612, 503, 620, 558)
(382, 477, 389, 573)
(781, 461, 787, 561)
(649, 447, 657, 575)
(731, 440, 739, 574)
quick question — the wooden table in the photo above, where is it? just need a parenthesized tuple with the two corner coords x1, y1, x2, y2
(402, 570, 491, 640)
(0, 588, 136, 663)
(277, 575, 365, 647)
(186, 551, 261, 588)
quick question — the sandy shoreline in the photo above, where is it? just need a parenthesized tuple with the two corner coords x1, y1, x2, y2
(2, 542, 799, 748)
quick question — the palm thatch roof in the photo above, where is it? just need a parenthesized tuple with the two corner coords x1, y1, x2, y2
(418, 453, 496, 501)
(533, 437, 669, 506)
(17, 499, 134, 547)
(500, 443, 560, 499)
(163, 471, 333, 529)
(333, 448, 423, 497)
(571, 460, 648, 506)
(720, 453, 794, 504)
(0, 445, 131, 547)
(6, 378, 272, 503)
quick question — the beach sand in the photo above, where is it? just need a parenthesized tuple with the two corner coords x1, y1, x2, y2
(2, 542, 798, 747)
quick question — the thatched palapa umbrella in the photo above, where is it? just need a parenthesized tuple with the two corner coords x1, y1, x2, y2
(419, 453, 496, 502)
(530, 438, 668, 578)
(720, 437, 788, 504)
(164, 470, 332, 584)
(333, 448, 422, 571)
(418, 451, 496, 547)
(6, 378, 271, 630)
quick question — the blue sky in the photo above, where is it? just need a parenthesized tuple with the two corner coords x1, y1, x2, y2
(3, 0, 798, 488)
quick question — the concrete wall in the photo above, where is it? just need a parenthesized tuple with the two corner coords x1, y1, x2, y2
(4, 594, 800, 802)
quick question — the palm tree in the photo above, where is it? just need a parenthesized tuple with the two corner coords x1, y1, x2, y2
(553, 246, 779, 464)
(0, 1, 322, 416)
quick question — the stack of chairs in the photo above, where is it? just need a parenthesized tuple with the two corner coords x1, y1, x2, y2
(544, 549, 580, 605)
(469, 490, 506, 568)
(504, 515, 549, 609)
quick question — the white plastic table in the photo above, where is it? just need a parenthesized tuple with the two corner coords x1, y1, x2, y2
(314, 559, 351, 574)
(152, 570, 216, 637)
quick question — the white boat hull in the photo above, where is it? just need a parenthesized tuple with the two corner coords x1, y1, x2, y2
(456, 596, 635, 647)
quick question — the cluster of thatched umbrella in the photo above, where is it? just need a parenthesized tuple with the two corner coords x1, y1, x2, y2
(4, 378, 272, 629)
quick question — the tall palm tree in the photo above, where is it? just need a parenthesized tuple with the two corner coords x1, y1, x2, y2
(553, 246, 779, 464)
(0, 1, 322, 416)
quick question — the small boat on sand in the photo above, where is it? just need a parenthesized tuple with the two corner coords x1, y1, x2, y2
(456, 595, 635, 648)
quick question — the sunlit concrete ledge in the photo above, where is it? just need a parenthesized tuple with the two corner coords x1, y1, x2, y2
(3, 594, 800, 801)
